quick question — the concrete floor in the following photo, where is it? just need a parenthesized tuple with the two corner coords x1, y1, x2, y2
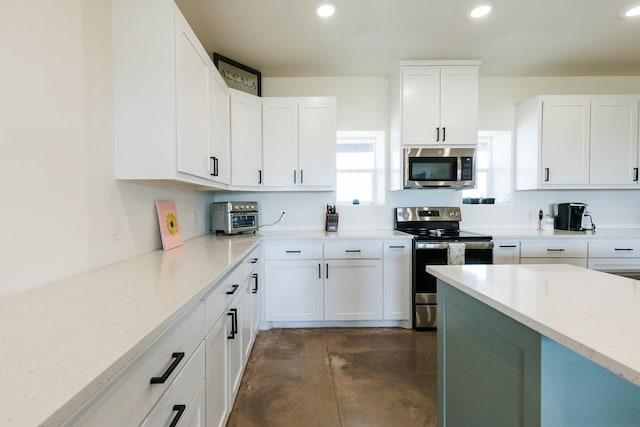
(227, 328, 437, 427)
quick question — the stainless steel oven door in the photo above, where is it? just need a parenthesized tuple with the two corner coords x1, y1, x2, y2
(229, 212, 259, 233)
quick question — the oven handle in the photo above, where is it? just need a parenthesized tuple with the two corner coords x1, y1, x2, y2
(415, 241, 494, 250)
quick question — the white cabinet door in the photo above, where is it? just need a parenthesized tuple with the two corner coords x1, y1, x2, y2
(227, 295, 244, 401)
(174, 11, 211, 180)
(439, 66, 479, 145)
(262, 98, 299, 188)
(383, 242, 411, 320)
(540, 96, 590, 185)
(264, 260, 324, 321)
(209, 69, 231, 185)
(401, 67, 440, 145)
(325, 259, 383, 321)
(590, 96, 639, 185)
(205, 314, 229, 427)
(298, 97, 337, 188)
(493, 240, 521, 264)
(241, 276, 254, 363)
(230, 89, 262, 188)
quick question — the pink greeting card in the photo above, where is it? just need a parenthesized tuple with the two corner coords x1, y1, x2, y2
(155, 200, 183, 250)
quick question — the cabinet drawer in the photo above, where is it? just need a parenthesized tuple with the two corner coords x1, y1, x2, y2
(588, 241, 640, 258)
(140, 342, 205, 427)
(205, 266, 245, 334)
(324, 242, 383, 259)
(264, 242, 323, 260)
(520, 241, 587, 258)
(66, 303, 205, 426)
(588, 258, 640, 271)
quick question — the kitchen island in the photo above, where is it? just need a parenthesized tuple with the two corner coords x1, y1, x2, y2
(428, 264, 640, 427)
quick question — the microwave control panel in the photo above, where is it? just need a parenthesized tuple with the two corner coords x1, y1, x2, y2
(461, 157, 473, 181)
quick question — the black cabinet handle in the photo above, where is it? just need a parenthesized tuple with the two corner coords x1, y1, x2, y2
(227, 308, 238, 339)
(436, 127, 440, 142)
(544, 168, 550, 182)
(210, 157, 215, 176)
(634, 168, 639, 182)
(169, 404, 186, 427)
(285, 250, 301, 253)
(442, 127, 446, 142)
(499, 245, 517, 248)
(614, 248, 634, 251)
(226, 284, 239, 295)
(389, 245, 406, 249)
(318, 263, 321, 279)
(326, 263, 329, 279)
(258, 170, 262, 184)
(345, 249, 361, 253)
(214, 157, 219, 176)
(250, 258, 259, 264)
(150, 352, 184, 384)
(252, 273, 259, 293)
(293, 169, 297, 184)
(300, 169, 304, 184)
(546, 248, 565, 252)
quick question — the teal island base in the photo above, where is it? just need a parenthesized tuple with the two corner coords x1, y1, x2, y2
(437, 279, 640, 427)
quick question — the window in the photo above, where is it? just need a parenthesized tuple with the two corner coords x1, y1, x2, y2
(462, 131, 512, 203)
(336, 131, 385, 205)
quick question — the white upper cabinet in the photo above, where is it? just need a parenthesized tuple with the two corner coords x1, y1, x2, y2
(589, 96, 639, 185)
(262, 97, 337, 190)
(230, 89, 263, 189)
(209, 69, 231, 185)
(516, 95, 640, 190)
(113, 0, 229, 189)
(399, 62, 479, 146)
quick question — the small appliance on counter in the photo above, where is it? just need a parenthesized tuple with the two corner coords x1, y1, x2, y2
(325, 204, 339, 232)
(211, 201, 259, 235)
(553, 202, 595, 231)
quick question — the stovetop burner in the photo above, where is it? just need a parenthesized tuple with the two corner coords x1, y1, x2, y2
(394, 206, 492, 242)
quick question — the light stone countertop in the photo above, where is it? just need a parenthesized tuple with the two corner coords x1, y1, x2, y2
(466, 227, 640, 239)
(427, 264, 640, 386)
(0, 234, 260, 427)
(0, 229, 410, 427)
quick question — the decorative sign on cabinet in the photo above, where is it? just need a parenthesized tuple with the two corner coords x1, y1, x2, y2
(516, 95, 640, 190)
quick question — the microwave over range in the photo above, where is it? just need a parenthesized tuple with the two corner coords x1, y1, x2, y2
(404, 147, 475, 189)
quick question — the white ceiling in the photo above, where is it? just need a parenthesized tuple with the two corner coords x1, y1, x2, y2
(174, 0, 640, 77)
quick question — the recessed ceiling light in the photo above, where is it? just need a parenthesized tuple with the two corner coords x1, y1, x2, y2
(316, 1, 336, 18)
(470, 3, 493, 18)
(624, 4, 640, 17)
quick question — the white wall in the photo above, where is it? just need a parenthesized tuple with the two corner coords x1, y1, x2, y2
(0, 0, 211, 299)
(215, 75, 640, 232)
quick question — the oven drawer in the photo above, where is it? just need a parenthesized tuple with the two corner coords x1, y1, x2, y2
(415, 305, 437, 328)
(520, 241, 587, 258)
(588, 241, 640, 258)
(324, 242, 383, 259)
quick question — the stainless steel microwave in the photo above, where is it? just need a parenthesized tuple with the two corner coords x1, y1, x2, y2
(404, 147, 475, 189)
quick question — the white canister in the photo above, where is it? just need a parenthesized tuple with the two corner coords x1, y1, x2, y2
(541, 216, 555, 231)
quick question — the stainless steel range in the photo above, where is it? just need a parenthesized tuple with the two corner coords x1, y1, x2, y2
(394, 207, 493, 329)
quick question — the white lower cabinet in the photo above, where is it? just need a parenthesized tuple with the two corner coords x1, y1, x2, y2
(383, 242, 412, 320)
(324, 259, 383, 320)
(226, 293, 244, 402)
(204, 314, 229, 427)
(493, 240, 521, 264)
(520, 240, 588, 267)
(265, 259, 324, 321)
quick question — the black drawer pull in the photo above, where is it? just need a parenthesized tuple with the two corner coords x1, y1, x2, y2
(499, 245, 517, 248)
(150, 352, 184, 384)
(285, 250, 301, 254)
(546, 248, 565, 252)
(226, 284, 239, 295)
(389, 245, 406, 249)
(252, 273, 259, 293)
(169, 404, 186, 427)
(251, 258, 259, 263)
(227, 308, 238, 339)
(614, 248, 634, 251)
(345, 249, 362, 253)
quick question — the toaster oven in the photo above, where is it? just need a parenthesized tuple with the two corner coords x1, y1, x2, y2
(211, 202, 259, 235)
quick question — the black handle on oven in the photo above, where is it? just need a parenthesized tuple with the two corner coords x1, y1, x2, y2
(415, 242, 494, 250)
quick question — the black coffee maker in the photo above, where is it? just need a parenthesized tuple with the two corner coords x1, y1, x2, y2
(554, 203, 587, 231)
